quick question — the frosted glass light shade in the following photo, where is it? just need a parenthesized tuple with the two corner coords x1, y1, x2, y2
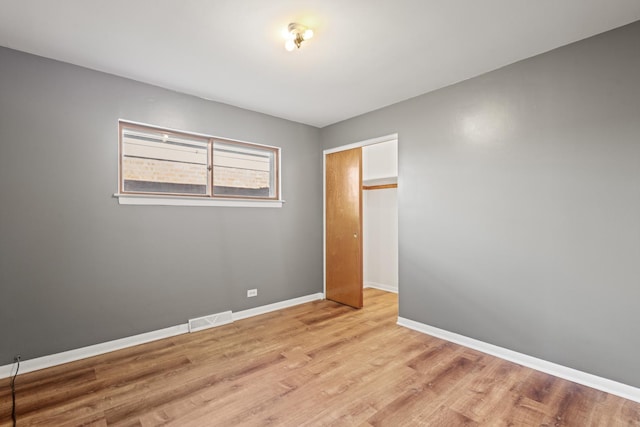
(285, 39, 296, 51)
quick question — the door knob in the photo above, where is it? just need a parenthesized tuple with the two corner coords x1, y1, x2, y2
(353, 233, 358, 238)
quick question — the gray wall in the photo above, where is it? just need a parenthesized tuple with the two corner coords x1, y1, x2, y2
(0, 47, 323, 364)
(321, 21, 640, 387)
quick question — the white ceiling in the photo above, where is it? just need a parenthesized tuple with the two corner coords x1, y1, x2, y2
(1, 1, 639, 128)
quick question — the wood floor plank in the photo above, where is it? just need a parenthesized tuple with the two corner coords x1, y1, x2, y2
(2, 288, 639, 426)
(459, 360, 523, 421)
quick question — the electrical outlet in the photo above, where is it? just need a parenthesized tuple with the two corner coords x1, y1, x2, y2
(247, 289, 257, 297)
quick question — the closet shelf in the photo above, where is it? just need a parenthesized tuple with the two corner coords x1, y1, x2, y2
(362, 176, 397, 186)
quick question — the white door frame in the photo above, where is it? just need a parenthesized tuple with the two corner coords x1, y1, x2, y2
(323, 133, 399, 298)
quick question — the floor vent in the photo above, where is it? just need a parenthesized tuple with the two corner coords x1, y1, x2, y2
(188, 311, 233, 333)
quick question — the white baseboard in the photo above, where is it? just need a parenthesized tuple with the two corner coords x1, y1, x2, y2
(397, 317, 640, 404)
(232, 293, 324, 321)
(364, 281, 398, 293)
(0, 324, 189, 380)
(0, 292, 324, 380)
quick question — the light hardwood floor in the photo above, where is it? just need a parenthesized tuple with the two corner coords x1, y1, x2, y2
(1, 289, 639, 426)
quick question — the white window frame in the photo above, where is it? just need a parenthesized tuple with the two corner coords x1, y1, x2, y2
(114, 120, 283, 208)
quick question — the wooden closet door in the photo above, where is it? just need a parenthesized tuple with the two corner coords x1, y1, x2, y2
(325, 148, 363, 308)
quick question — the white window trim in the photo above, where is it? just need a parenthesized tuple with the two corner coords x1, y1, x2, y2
(114, 193, 284, 208)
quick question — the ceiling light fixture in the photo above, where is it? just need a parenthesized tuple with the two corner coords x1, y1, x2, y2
(283, 22, 313, 51)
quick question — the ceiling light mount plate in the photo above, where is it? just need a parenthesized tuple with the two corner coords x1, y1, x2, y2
(284, 22, 313, 51)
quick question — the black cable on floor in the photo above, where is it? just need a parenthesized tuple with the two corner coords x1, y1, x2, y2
(10, 356, 20, 427)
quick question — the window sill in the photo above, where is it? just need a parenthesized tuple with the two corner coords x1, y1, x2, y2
(114, 194, 284, 208)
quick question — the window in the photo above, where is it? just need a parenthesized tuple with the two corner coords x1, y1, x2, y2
(212, 141, 276, 198)
(119, 121, 280, 202)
